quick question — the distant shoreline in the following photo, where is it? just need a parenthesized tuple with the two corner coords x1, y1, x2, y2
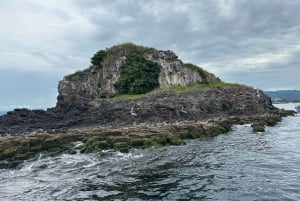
(272, 100, 300, 104)
(264, 90, 300, 103)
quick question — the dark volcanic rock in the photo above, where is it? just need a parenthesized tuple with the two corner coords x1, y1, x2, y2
(0, 87, 276, 135)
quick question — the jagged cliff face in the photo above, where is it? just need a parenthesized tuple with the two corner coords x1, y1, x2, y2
(57, 44, 217, 106)
(148, 50, 202, 87)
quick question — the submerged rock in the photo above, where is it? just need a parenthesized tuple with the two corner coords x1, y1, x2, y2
(251, 123, 266, 132)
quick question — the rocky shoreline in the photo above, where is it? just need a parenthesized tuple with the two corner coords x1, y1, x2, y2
(0, 83, 296, 169)
(0, 86, 278, 135)
(0, 110, 295, 169)
(0, 43, 296, 169)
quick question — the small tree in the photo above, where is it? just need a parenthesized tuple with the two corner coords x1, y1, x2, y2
(116, 55, 160, 94)
(91, 50, 107, 65)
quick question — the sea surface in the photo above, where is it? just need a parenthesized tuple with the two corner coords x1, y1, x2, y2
(0, 111, 6, 116)
(0, 103, 299, 201)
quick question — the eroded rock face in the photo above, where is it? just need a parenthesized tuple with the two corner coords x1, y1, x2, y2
(155, 50, 202, 88)
(57, 44, 217, 106)
(0, 87, 277, 135)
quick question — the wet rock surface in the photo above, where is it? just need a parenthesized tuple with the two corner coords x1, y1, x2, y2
(0, 112, 294, 169)
(0, 84, 296, 168)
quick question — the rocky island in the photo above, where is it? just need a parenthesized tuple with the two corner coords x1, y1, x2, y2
(0, 43, 295, 168)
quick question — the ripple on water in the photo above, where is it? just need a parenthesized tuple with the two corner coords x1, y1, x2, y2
(1, 106, 300, 200)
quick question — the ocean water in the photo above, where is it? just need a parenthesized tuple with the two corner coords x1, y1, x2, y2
(0, 103, 299, 201)
(0, 111, 6, 116)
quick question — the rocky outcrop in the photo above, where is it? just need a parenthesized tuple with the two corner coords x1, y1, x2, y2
(1, 112, 293, 168)
(57, 43, 218, 106)
(0, 43, 284, 136)
(0, 43, 296, 168)
(0, 86, 278, 135)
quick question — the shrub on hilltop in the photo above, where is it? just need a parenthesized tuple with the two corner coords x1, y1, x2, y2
(116, 55, 160, 94)
(91, 50, 107, 65)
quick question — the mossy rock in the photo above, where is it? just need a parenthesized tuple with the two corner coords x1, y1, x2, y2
(165, 135, 185, 146)
(43, 138, 61, 149)
(26, 137, 46, 147)
(0, 147, 18, 160)
(30, 146, 43, 153)
(143, 138, 162, 148)
(50, 143, 78, 154)
(20, 139, 31, 148)
(152, 136, 167, 146)
(130, 136, 171, 149)
(216, 125, 230, 133)
(180, 131, 202, 139)
(66, 149, 77, 155)
(84, 141, 111, 153)
(8, 160, 23, 168)
(265, 117, 280, 126)
(84, 136, 106, 147)
(130, 138, 145, 147)
(13, 152, 36, 160)
(251, 123, 265, 132)
(114, 142, 130, 153)
(81, 144, 101, 153)
(93, 140, 112, 150)
(202, 124, 230, 137)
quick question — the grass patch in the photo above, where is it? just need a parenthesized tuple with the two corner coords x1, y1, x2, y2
(65, 68, 90, 82)
(107, 81, 252, 101)
(184, 63, 214, 83)
(102, 54, 117, 66)
(106, 43, 157, 57)
(101, 43, 158, 67)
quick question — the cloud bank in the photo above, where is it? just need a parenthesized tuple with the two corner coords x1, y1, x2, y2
(0, 0, 300, 109)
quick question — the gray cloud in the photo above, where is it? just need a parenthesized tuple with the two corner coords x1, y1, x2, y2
(0, 0, 300, 110)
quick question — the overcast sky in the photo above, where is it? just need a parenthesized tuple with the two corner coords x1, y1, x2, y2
(0, 0, 300, 110)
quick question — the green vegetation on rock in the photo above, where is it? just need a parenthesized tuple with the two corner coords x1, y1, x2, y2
(0, 112, 291, 168)
(106, 43, 156, 57)
(109, 80, 252, 101)
(91, 50, 107, 66)
(116, 55, 160, 94)
(100, 43, 158, 67)
(184, 63, 217, 84)
(63, 43, 226, 98)
(65, 68, 90, 82)
(251, 122, 265, 132)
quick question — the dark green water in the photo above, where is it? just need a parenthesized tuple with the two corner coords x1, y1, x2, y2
(0, 104, 299, 201)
